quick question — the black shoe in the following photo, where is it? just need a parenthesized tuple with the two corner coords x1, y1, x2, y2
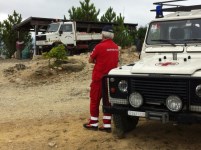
(99, 126, 112, 133)
(83, 123, 98, 131)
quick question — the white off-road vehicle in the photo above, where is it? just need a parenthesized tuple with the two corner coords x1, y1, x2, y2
(102, 1, 201, 136)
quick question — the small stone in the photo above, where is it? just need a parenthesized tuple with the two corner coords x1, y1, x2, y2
(15, 78, 22, 83)
(48, 141, 57, 147)
(8, 140, 12, 143)
(58, 67, 62, 70)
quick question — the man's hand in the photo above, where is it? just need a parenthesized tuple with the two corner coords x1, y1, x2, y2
(88, 57, 95, 63)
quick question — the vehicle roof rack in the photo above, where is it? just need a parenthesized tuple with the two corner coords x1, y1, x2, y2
(153, 0, 186, 7)
(151, 0, 201, 18)
(156, 5, 201, 12)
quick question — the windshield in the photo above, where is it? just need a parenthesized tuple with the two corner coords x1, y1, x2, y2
(47, 23, 60, 32)
(146, 19, 201, 45)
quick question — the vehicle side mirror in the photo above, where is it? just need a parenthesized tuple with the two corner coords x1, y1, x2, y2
(59, 30, 63, 35)
(136, 39, 143, 52)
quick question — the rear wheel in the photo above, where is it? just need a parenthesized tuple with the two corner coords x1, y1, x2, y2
(113, 114, 139, 138)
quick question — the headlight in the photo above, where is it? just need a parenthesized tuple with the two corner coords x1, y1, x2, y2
(129, 92, 143, 108)
(196, 85, 201, 98)
(166, 96, 182, 112)
(118, 80, 128, 93)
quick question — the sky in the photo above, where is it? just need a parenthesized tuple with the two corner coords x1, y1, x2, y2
(0, 0, 201, 27)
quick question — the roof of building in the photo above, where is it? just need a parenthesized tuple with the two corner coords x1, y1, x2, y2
(13, 16, 138, 32)
(13, 17, 58, 32)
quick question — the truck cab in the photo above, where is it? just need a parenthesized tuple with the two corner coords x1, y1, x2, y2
(102, 3, 201, 136)
(36, 22, 76, 52)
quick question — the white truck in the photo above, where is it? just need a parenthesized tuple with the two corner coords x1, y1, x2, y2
(102, 1, 201, 137)
(35, 21, 103, 55)
(35, 21, 137, 55)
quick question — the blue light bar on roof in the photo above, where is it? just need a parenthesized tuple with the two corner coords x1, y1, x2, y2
(156, 5, 164, 18)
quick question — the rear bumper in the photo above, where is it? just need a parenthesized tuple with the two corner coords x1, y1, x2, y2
(103, 105, 201, 124)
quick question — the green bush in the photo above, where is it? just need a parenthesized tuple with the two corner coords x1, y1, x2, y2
(43, 44, 68, 67)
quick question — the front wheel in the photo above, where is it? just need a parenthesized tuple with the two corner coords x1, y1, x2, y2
(113, 114, 139, 138)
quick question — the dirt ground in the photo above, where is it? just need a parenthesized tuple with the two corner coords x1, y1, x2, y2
(0, 49, 201, 150)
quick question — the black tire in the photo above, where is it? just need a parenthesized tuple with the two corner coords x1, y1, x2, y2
(66, 49, 73, 56)
(113, 114, 139, 138)
(65, 46, 73, 56)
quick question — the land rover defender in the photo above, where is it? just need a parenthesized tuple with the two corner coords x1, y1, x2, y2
(102, 1, 201, 136)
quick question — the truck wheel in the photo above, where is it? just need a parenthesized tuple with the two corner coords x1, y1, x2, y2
(113, 114, 139, 138)
(66, 49, 74, 56)
(63, 45, 72, 56)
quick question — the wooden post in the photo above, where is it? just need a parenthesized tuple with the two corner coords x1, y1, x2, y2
(34, 25, 38, 55)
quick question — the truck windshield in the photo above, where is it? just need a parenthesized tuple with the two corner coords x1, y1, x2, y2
(47, 23, 60, 32)
(146, 19, 201, 45)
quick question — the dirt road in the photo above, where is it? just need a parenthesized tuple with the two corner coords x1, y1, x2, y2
(0, 51, 201, 150)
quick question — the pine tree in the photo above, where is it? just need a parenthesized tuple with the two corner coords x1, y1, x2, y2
(0, 22, 2, 43)
(135, 26, 147, 51)
(137, 26, 147, 41)
(0, 22, 3, 54)
(68, 0, 100, 22)
(68, 6, 82, 21)
(1, 11, 31, 58)
(115, 13, 125, 25)
(100, 7, 116, 23)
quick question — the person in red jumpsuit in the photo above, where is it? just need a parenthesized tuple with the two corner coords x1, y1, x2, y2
(83, 25, 119, 132)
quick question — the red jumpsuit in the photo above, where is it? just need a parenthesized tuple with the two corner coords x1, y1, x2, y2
(89, 39, 119, 128)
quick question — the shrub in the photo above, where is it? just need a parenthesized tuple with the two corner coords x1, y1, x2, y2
(43, 44, 68, 67)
